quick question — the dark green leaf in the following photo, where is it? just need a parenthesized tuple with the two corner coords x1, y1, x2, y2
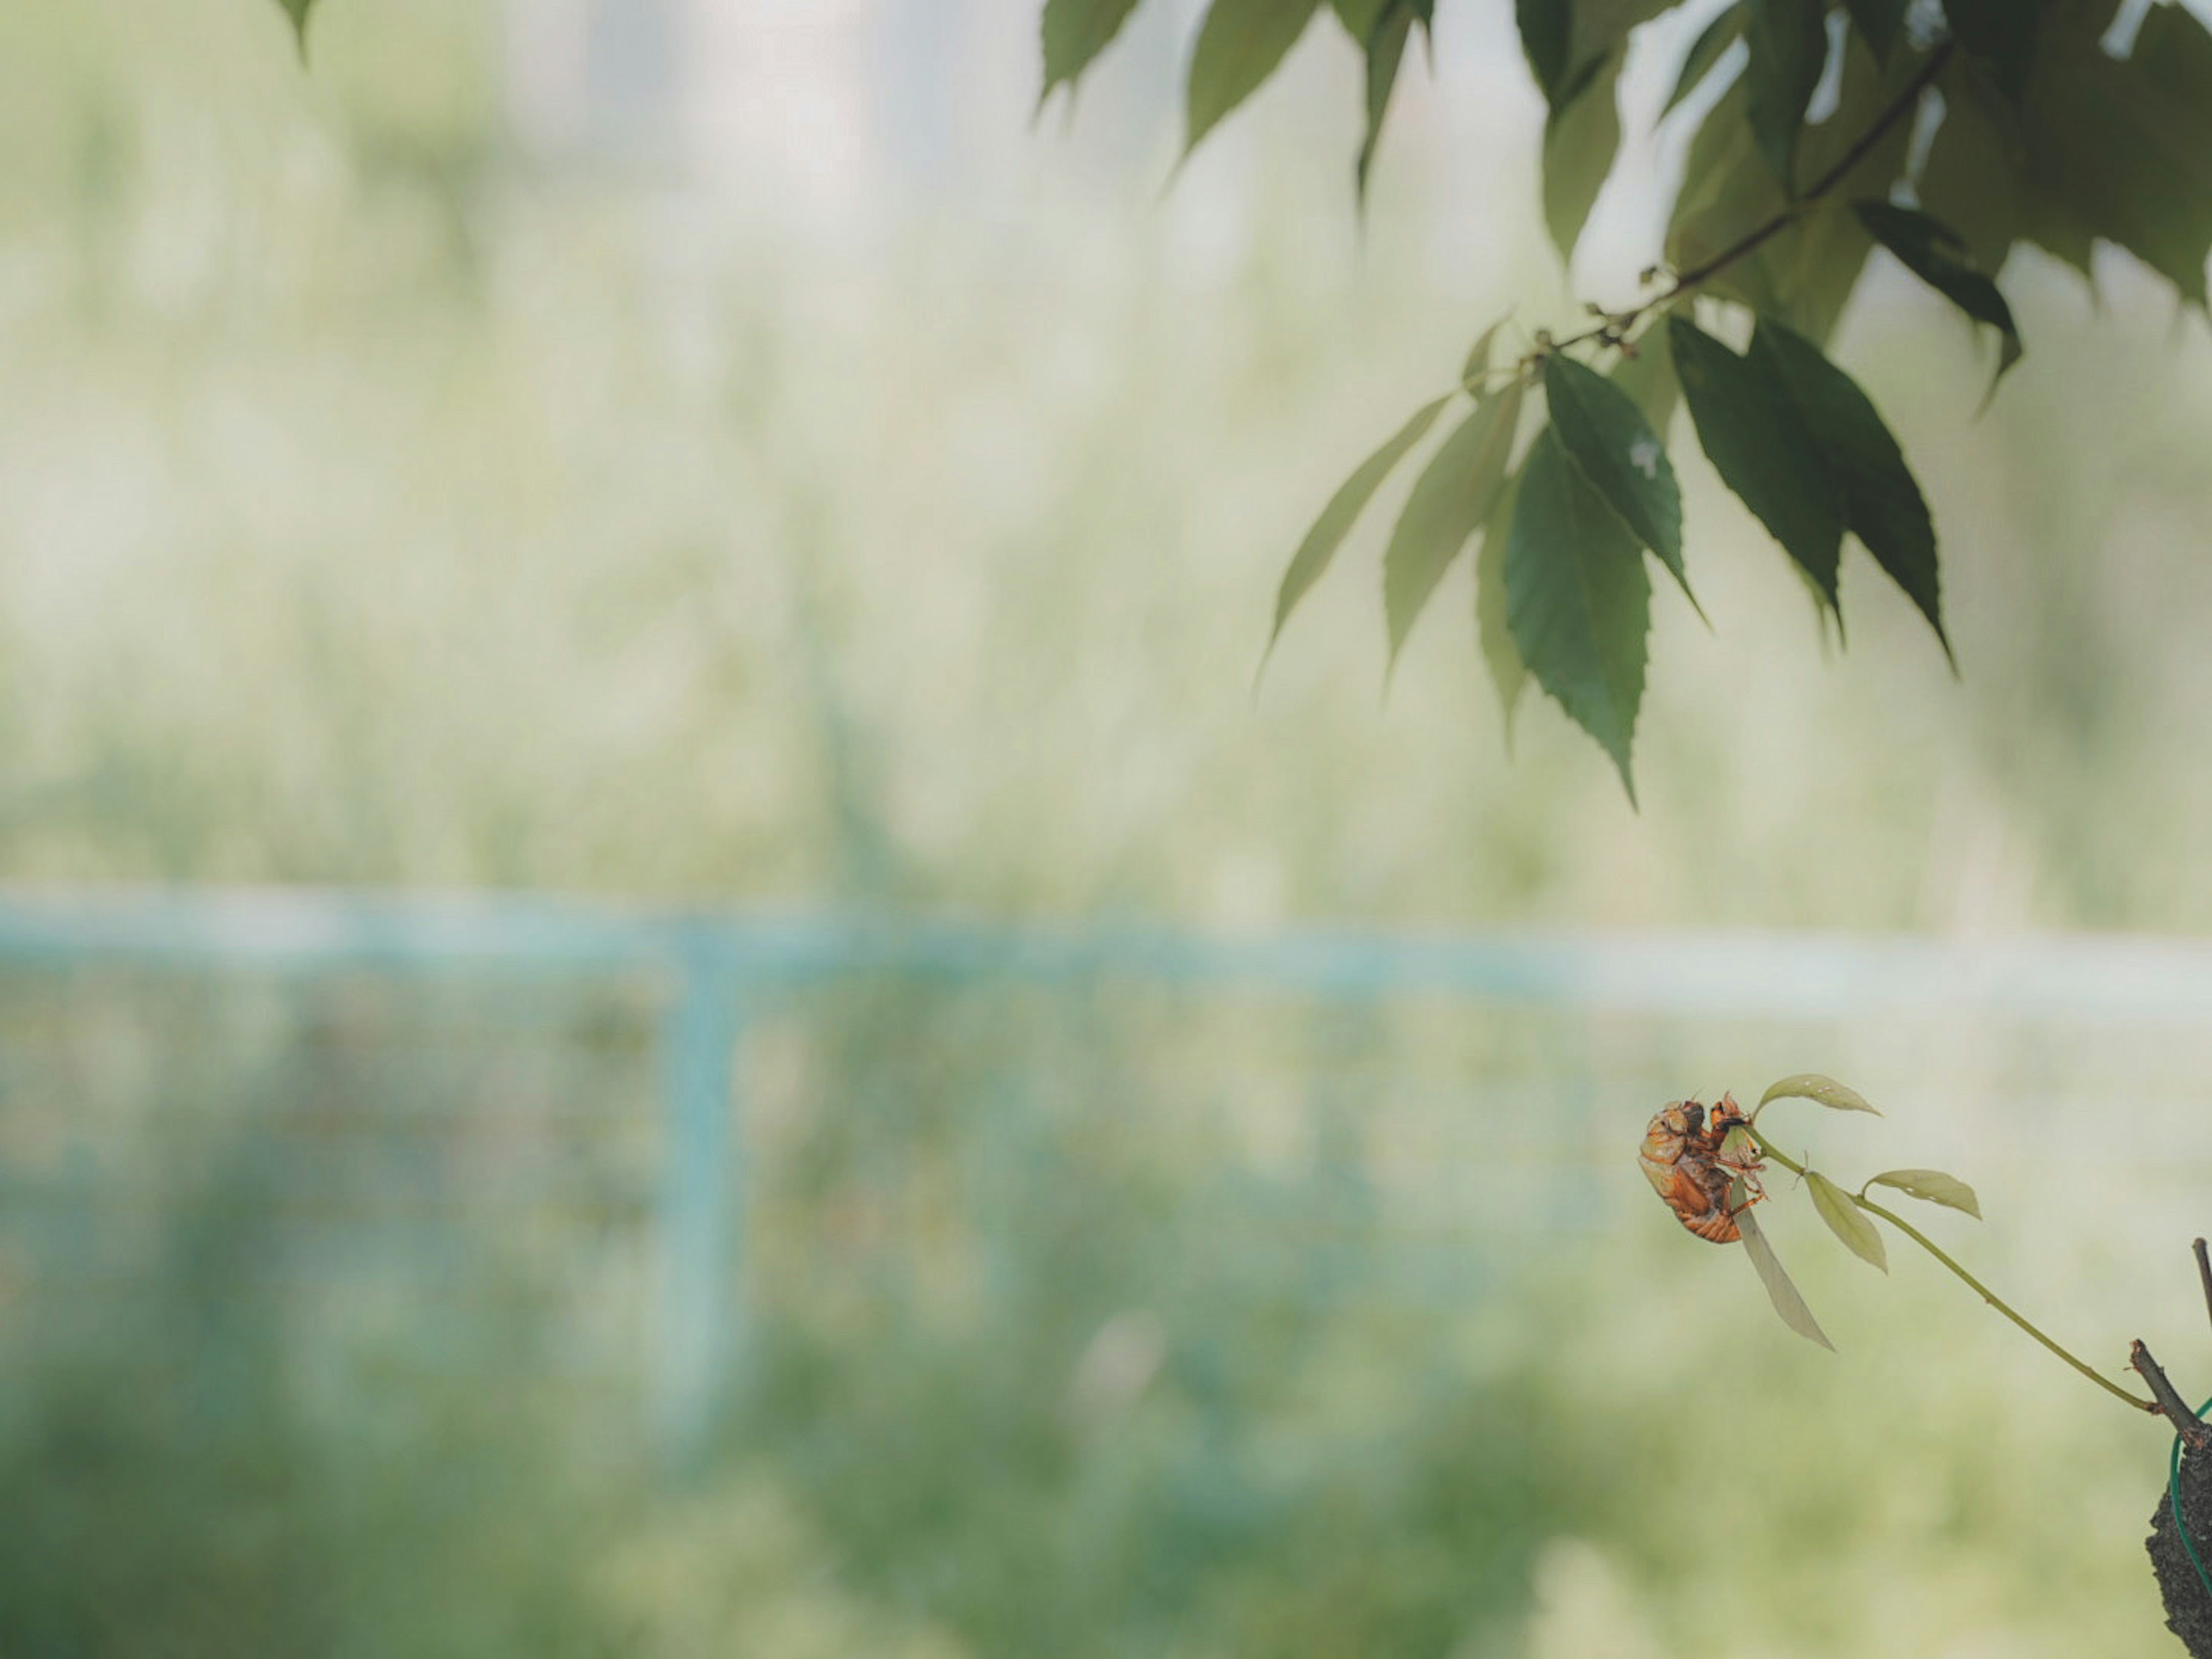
(1385, 382, 1525, 666)
(1756, 1071, 1880, 1116)
(1743, 0, 1830, 192)
(1867, 1168, 1982, 1219)
(1266, 395, 1454, 662)
(1669, 315, 1844, 612)
(1518, 0, 1572, 101)
(1542, 354, 1691, 608)
(1476, 475, 1528, 733)
(1751, 320, 1949, 662)
(1854, 200, 2022, 384)
(1942, 0, 2048, 102)
(1843, 0, 1906, 61)
(1185, 0, 1324, 157)
(1737, 1201, 1835, 1349)
(1356, 5, 1417, 205)
(1041, 0, 1145, 103)
(1505, 426, 1650, 801)
(1808, 1171, 1889, 1271)
(1543, 48, 1623, 262)
(1662, 5, 1744, 119)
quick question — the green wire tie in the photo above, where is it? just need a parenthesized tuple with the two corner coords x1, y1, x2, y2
(2172, 1397, 2212, 1609)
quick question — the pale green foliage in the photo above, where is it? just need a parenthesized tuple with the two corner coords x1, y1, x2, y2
(1756, 1071, 1880, 1116)
(1808, 1170, 1889, 1272)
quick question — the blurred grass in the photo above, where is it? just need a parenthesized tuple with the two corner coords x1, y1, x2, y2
(1, 1, 2210, 1655)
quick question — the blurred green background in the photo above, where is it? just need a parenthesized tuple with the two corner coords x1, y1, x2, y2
(3, 1, 2211, 1654)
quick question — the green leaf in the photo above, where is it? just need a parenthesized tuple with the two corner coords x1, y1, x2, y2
(1843, 0, 1906, 61)
(1743, 0, 1830, 192)
(1505, 426, 1650, 801)
(1669, 315, 1844, 613)
(1331, 0, 1389, 36)
(1669, 36, 1918, 345)
(1807, 1171, 1889, 1272)
(1749, 320, 1949, 662)
(1942, 0, 2048, 102)
(1662, 5, 1744, 119)
(1355, 5, 1418, 204)
(1517, 0, 1571, 101)
(1737, 1201, 1835, 1350)
(1041, 0, 1145, 103)
(1476, 474, 1527, 733)
(1756, 1071, 1881, 1116)
(1916, 62, 2092, 280)
(1264, 395, 1454, 664)
(1866, 1168, 1982, 1219)
(2022, 2, 2212, 310)
(1185, 0, 1324, 157)
(1543, 48, 1624, 262)
(1461, 315, 1512, 393)
(1384, 383, 1525, 668)
(1541, 354, 1694, 612)
(274, 0, 315, 55)
(1854, 201, 2023, 385)
(1610, 321, 1679, 433)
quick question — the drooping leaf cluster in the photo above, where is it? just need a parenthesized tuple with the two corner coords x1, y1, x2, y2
(1038, 0, 2212, 797)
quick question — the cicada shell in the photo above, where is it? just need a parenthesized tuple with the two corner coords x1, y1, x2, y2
(1639, 1092, 1766, 1244)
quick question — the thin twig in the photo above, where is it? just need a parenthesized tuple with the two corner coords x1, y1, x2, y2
(2133, 1340, 2212, 1453)
(1535, 40, 1957, 365)
(1745, 1127, 2158, 1415)
(2195, 1237, 2211, 1338)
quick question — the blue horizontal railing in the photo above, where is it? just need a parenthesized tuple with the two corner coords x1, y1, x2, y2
(4, 885, 2210, 1457)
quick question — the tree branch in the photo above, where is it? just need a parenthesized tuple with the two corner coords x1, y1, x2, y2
(1745, 1126, 2158, 1415)
(1533, 40, 1956, 366)
(2134, 1339, 2212, 1453)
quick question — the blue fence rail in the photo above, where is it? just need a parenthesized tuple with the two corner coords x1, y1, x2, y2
(3, 887, 2210, 1456)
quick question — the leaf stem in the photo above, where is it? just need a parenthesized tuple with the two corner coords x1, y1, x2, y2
(1746, 1127, 2157, 1415)
(1533, 39, 1956, 365)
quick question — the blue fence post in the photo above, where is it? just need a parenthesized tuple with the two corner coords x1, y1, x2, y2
(654, 927, 745, 1465)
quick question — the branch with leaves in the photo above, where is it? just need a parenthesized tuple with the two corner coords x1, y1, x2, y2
(1693, 1072, 2157, 1416)
(1039, 0, 2212, 797)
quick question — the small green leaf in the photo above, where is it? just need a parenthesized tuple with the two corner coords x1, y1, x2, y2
(1867, 1169, 1982, 1219)
(1517, 0, 1571, 101)
(1541, 354, 1694, 612)
(1743, 0, 1830, 192)
(1738, 1201, 1835, 1350)
(1355, 5, 1418, 204)
(1185, 0, 1324, 157)
(1505, 426, 1651, 802)
(1750, 320, 1949, 664)
(1265, 395, 1454, 664)
(1756, 1072, 1880, 1116)
(1476, 474, 1527, 734)
(1662, 5, 1744, 119)
(1461, 315, 1511, 393)
(1669, 315, 1844, 614)
(1385, 382, 1524, 668)
(1854, 200, 2023, 386)
(1041, 0, 1146, 103)
(1543, 49, 1624, 262)
(1807, 1171, 1888, 1272)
